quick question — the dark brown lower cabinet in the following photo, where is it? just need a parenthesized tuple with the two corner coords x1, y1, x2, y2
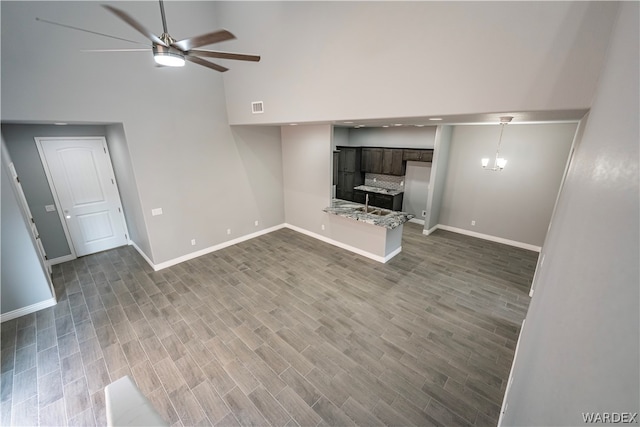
(339, 172, 359, 201)
(335, 147, 363, 201)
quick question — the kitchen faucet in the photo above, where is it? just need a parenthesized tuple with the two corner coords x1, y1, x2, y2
(365, 193, 369, 212)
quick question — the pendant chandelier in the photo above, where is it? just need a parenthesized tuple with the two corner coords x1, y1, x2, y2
(482, 116, 512, 171)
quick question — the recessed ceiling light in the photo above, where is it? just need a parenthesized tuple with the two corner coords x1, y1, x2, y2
(415, 124, 425, 127)
(393, 124, 403, 127)
(428, 118, 443, 121)
(382, 125, 390, 128)
(344, 121, 354, 124)
(289, 123, 298, 126)
(53, 122, 68, 125)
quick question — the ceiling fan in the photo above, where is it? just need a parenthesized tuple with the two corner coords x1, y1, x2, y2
(36, 0, 260, 72)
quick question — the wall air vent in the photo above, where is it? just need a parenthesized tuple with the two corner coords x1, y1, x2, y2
(251, 101, 264, 114)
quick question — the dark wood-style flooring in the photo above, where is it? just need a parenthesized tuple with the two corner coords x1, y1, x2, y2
(1, 223, 537, 426)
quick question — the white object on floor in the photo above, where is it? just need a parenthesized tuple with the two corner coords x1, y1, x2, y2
(105, 376, 168, 427)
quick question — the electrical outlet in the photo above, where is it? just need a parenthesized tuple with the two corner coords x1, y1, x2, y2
(254, 220, 259, 227)
(400, 180, 404, 186)
(151, 208, 163, 216)
(471, 220, 476, 226)
(373, 178, 377, 182)
(191, 239, 196, 246)
(321, 224, 325, 231)
(421, 210, 427, 217)
(227, 228, 231, 235)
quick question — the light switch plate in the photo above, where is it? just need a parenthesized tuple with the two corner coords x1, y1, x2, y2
(45, 204, 56, 212)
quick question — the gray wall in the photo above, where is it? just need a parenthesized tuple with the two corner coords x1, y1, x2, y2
(219, 1, 618, 125)
(282, 124, 389, 258)
(402, 162, 430, 220)
(438, 123, 577, 247)
(1, 123, 110, 259)
(1, 140, 53, 315)
(105, 123, 151, 259)
(332, 127, 349, 151)
(2, 1, 285, 266)
(502, 2, 639, 425)
(425, 125, 452, 231)
(282, 124, 332, 232)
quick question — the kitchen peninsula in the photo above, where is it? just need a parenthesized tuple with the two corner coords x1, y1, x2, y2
(323, 199, 413, 262)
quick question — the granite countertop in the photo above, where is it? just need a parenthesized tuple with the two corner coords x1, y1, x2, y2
(354, 185, 404, 196)
(323, 199, 414, 229)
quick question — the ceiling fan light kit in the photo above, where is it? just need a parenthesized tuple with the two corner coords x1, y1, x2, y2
(37, 0, 260, 73)
(153, 44, 185, 67)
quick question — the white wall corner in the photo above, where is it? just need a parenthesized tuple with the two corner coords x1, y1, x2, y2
(423, 224, 439, 236)
(47, 254, 76, 266)
(408, 218, 425, 226)
(130, 240, 156, 271)
(0, 297, 57, 323)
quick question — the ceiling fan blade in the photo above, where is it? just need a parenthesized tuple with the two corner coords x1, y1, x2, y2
(185, 56, 228, 72)
(187, 50, 260, 62)
(102, 5, 166, 46)
(172, 29, 235, 52)
(35, 17, 147, 45)
(81, 49, 149, 52)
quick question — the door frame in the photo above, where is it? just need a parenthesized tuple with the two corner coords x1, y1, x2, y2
(3, 153, 56, 299)
(34, 136, 130, 260)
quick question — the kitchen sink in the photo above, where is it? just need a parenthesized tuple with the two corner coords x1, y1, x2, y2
(355, 207, 393, 216)
(355, 206, 379, 214)
(373, 209, 393, 216)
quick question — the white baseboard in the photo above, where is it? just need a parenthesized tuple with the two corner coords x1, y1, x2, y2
(408, 218, 425, 225)
(48, 254, 76, 266)
(133, 221, 406, 271)
(284, 223, 396, 263)
(130, 240, 155, 270)
(1, 297, 57, 323)
(137, 224, 287, 271)
(422, 224, 439, 235)
(430, 224, 541, 252)
(498, 318, 527, 426)
(383, 246, 403, 262)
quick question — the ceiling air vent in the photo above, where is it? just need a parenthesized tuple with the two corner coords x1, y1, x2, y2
(251, 101, 264, 114)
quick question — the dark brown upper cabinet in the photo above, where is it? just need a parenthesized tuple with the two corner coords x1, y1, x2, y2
(402, 149, 433, 162)
(361, 148, 383, 174)
(357, 147, 433, 176)
(382, 149, 406, 175)
(362, 148, 406, 176)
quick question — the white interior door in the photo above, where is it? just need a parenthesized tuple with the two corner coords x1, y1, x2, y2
(36, 137, 129, 257)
